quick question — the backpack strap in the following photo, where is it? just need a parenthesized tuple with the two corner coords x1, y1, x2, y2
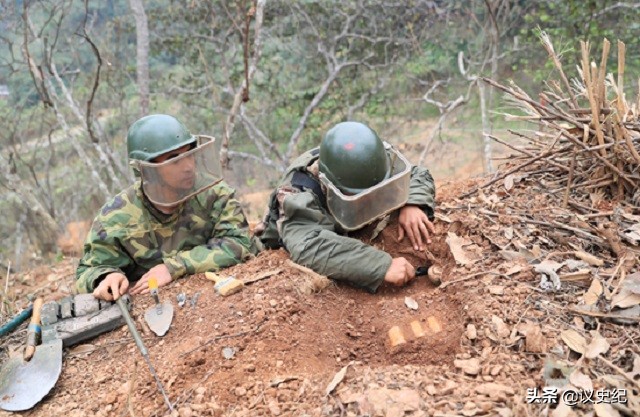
(291, 170, 326, 209)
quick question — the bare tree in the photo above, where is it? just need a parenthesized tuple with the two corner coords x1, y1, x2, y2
(129, 0, 150, 116)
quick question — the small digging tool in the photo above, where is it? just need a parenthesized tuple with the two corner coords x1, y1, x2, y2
(416, 265, 442, 286)
(115, 297, 173, 412)
(205, 272, 244, 296)
(144, 277, 174, 337)
(0, 297, 63, 412)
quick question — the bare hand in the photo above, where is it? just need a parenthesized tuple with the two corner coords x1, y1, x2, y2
(398, 205, 435, 251)
(384, 257, 415, 286)
(93, 272, 129, 301)
(130, 264, 173, 295)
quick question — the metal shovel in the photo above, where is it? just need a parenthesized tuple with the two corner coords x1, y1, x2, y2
(0, 298, 63, 412)
(143, 277, 174, 337)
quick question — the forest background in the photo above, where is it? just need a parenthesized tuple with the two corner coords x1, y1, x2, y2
(1, 0, 639, 272)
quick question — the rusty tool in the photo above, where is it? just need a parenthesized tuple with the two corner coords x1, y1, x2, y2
(144, 277, 174, 337)
(116, 297, 173, 412)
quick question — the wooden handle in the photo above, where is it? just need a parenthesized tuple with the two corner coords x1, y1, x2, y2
(148, 277, 158, 290)
(204, 272, 221, 283)
(23, 297, 43, 361)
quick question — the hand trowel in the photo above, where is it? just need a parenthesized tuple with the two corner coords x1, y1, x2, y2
(144, 278, 174, 337)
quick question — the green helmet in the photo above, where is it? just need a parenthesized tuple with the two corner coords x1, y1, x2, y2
(319, 122, 390, 194)
(127, 114, 196, 162)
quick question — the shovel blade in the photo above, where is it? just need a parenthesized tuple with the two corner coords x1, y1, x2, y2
(0, 338, 63, 411)
(144, 302, 174, 337)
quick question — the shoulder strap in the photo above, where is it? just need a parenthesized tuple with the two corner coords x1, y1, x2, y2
(291, 171, 326, 208)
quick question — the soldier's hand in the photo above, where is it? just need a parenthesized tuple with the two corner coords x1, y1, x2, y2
(384, 257, 415, 286)
(130, 264, 173, 295)
(398, 205, 435, 251)
(93, 272, 129, 301)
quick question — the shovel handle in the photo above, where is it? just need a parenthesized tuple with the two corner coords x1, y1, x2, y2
(24, 297, 43, 361)
(115, 297, 148, 357)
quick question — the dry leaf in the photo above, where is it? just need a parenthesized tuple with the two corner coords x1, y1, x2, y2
(611, 287, 640, 309)
(573, 251, 604, 266)
(560, 329, 586, 354)
(404, 296, 418, 311)
(446, 232, 480, 266)
(505, 264, 525, 276)
(499, 250, 525, 261)
(524, 324, 546, 353)
(622, 223, 640, 245)
(504, 174, 514, 191)
(325, 362, 352, 396)
(569, 370, 593, 391)
(585, 331, 610, 359)
(69, 344, 95, 355)
(584, 278, 603, 306)
(560, 269, 592, 282)
(593, 403, 621, 417)
(551, 401, 574, 417)
(491, 315, 510, 339)
(504, 227, 513, 240)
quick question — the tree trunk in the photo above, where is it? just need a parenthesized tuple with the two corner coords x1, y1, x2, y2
(129, 0, 150, 117)
(478, 80, 493, 173)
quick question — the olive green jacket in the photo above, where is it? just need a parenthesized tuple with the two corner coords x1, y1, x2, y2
(76, 181, 253, 293)
(259, 149, 436, 292)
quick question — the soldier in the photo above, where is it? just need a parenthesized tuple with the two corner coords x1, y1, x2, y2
(257, 121, 436, 292)
(77, 114, 254, 301)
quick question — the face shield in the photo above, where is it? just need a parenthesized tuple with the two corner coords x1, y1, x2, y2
(133, 135, 223, 209)
(319, 143, 411, 231)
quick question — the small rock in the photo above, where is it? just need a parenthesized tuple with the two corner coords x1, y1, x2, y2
(178, 407, 193, 417)
(463, 401, 476, 410)
(235, 387, 247, 397)
(118, 382, 131, 395)
(475, 383, 514, 401)
(496, 408, 513, 417)
(490, 365, 502, 376)
(439, 380, 458, 395)
(276, 360, 284, 368)
(395, 388, 420, 411)
(488, 285, 504, 295)
(269, 299, 278, 307)
(244, 364, 256, 372)
(195, 387, 207, 396)
(454, 358, 481, 376)
(466, 324, 477, 340)
(268, 400, 281, 415)
(426, 384, 437, 396)
(104, 392, 117, 405)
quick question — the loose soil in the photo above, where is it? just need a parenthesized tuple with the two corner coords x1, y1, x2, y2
(1, 173, 639, 417)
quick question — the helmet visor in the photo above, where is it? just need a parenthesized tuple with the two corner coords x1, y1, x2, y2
(136, 135, 223, 208)
(319, 144, 411, 231)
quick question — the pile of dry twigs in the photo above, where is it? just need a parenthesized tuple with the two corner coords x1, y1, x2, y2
(472, 33, 640, 212)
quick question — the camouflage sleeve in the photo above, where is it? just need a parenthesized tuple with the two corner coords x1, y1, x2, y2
(407, 165, 436, 220)
(163, 187, 253, 277)
(76, 218, 133, 293)
(280, 191, 392, 293)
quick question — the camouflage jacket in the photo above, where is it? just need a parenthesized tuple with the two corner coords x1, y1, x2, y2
(259, 148, 436, 293)
(76, 181, 253, 293)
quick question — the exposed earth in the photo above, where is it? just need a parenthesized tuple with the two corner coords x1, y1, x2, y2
(1, 166, 640, 417)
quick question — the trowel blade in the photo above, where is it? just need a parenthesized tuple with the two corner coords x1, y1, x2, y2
(144, 302, 174, 337)
(0, 338, 63, 411)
